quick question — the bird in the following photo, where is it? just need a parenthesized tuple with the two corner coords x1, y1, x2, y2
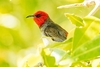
(26, 11, 68, 42)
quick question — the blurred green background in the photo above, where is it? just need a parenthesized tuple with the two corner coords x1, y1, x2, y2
(1, 0, 99, 67)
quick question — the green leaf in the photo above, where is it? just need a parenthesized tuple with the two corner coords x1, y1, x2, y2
(73, 16, 100, 50)
(65, 13, 84, 27)
(41, 49, 57, 67)
(46, 38, 73, 50)
(72, 34, 100, 61)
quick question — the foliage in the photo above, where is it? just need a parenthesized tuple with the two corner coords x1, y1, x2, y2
(40, 15, 100, 67)
(0, 0, 100, 67)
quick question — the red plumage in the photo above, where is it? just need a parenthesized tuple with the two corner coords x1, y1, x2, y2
(33, 11, 48, 27)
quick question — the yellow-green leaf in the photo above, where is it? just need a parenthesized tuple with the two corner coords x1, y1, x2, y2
(41, 49, 57, 67)
(65, 13, 84, 27)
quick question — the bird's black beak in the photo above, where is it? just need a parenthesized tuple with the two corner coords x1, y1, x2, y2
(26, 15, 35, 18)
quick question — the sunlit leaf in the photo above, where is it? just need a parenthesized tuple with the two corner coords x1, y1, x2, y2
(41, 49, 57, 67)
(71, 61, 92, 67)
(73, 16, 100, 50)
(65, 13, 84, 27)
(46, 38, 73, 50)
(72, 34, 100, 61)
(59, 51, 71, 61)
(51, 48, 67, 62)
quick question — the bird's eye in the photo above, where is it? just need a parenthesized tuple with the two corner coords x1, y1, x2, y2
(35, 14, 41, 18)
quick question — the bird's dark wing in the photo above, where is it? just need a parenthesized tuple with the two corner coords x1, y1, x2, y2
(44, 24, 67, 42)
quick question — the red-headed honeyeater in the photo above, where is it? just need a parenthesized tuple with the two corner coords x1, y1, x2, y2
(26, 11, 68, 42)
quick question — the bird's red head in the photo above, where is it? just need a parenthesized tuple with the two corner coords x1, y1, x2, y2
(34, 11, 48, 27)
(26, 11, 48, 27)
